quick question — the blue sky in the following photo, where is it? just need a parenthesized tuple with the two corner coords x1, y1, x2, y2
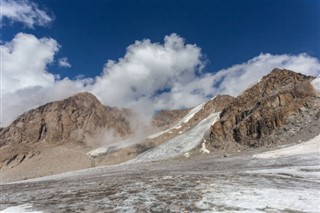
(1, 0, 320, 126)
(3, 0, 320, 78)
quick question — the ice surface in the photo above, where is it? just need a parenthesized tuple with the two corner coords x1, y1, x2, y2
(0, 204, 42, 213)
(3, 134, 319, 212)
(195, 133, 320, 212)
(247, 165, 320, 180)
(196, 182, 320, 212)
(129, 112, 220, 163)
(253, 134, 320, 159)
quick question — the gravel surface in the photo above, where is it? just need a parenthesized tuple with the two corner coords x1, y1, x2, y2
(0, 138, 319, 213)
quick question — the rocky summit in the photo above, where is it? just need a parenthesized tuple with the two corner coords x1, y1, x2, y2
(206, 68, 320, 149)
(0, 92, 132, 169)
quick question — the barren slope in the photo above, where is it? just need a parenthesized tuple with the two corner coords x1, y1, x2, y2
(0, 92, 133, 180)
(207, 68, 320, 150)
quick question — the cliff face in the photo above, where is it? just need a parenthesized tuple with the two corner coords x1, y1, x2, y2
(207, 69, 320, 148)
(0, 92, 132, 168)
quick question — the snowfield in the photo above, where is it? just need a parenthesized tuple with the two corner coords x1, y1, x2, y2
(129, 112, 220, 163)
(254, 134, 320, 159)
(1, 134, 319, 212)
(0, 204, 42, 213)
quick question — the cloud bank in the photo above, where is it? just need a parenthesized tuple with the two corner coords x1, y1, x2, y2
(0, 0, 53, 28)
(92, 34, 204, 115)
(2, 33, 320, 127)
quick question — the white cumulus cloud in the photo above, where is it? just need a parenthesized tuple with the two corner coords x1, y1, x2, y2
(2, 33, 320, 127)
(0, 0, 53, 28)
(209, 53, 320, 96)
(1, 33, 58, 95)
(91, 33, 204, 111)
(1, 33, 90, 126)
(58, 57, 71, 68)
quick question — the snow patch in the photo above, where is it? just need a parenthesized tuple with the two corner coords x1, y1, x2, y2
(253, 134, 320, 159)
(0, 204, 42, 213)
(146, 129, 170, 139)
(200, 139, 210, 154)
(196, 183, 320, 212)
(247, 165, 320, 180)
(181, 102, 206, 123)
(88, 147, 110, 157)
(311, 77, 320, 91)
(210, 95, 217, 101)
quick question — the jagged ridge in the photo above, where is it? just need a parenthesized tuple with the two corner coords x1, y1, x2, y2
(207, 68, 320, 148)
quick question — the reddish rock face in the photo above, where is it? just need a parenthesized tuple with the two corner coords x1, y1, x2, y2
(0, 92, 132, 145)
(207, 68, 320, 148)
(0, 92, 132, 167)
(152, 109, 190, 128)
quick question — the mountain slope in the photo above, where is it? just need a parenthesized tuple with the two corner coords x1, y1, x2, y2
(89, 95, 234, 164)
(152, 109, 191, 128)
(0, 92, 132, 170)
(206, 68, 320, 149)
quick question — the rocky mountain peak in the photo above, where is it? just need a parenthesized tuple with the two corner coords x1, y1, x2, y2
(1, 92, 133, 145)
(40, 92, 103, 113)
(238, 69, 315, 104)
(0, 93, 133, 169)
(207, 68, 320, 149)
(66, 92, 100, 103)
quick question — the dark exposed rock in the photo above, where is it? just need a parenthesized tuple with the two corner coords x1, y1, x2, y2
(207, 68, 320, 148)
(194, 95, 235, 122)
